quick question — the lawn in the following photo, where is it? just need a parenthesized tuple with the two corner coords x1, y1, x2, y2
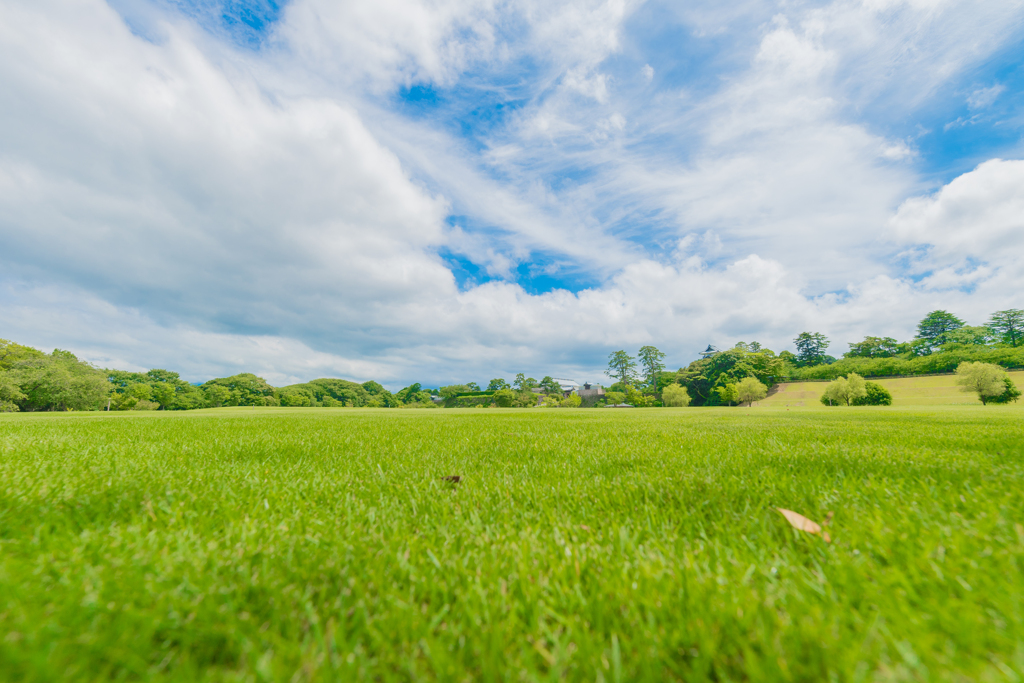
(1, 407, 1022, 681)
(762, 370, 1024, 408)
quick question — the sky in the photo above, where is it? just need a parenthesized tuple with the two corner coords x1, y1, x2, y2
(1, 0, 1023, 388)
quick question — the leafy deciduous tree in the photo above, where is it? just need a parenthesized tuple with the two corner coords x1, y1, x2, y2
(955, 361, 1008, 405)
(661, 383, 691, 407)
(735, 377, 768, 406)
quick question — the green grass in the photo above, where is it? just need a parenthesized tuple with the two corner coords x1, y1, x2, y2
(763, 371, 1024, 407)
(1, 407, 1023, 681)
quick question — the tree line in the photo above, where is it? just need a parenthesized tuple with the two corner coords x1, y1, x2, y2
(605, 308, 1023, 407)
(1, 308, 1020, 412)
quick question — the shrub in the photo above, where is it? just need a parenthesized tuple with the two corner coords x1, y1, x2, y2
(851, 381, 893, 406)
(492, 388, 515, 407)
(662, 384, 691, 407)
(605, 391, 625, 405)
(987, 378, 1021, 404)
(821, 373, 867, 406)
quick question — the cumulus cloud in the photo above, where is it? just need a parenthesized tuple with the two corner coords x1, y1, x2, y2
(1, 0, 1023, 386)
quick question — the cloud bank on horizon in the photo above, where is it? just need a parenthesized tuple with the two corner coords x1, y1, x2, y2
(1, 0, 1023, 387)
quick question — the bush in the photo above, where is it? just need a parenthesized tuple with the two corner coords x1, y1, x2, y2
(662, 384, 691, 407)
(492, 388, 515, 407)
(605, 391, 625, 405)
(851, 381, 892, 406)
(987, 378, 1022, 404)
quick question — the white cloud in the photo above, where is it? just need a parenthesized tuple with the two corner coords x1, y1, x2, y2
(891, 159, 1024, 260)
(1, 0, 1024, 386)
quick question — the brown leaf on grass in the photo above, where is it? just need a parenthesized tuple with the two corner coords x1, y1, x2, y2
(441, 475, 461, 483)
(776, 508, 831, 542)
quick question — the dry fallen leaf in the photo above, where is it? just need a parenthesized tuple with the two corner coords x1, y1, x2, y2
(441, 475, 461, 483)
(777, 508, 832, 542)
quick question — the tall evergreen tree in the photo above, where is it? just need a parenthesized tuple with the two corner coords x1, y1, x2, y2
(989, 309, 1024, 347)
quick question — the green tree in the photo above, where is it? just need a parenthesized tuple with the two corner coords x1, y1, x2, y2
(625, 387, 655, 407)
(637, 346, 666, 392)
(202, 373, 274, 406)
(6, 350, 110, 411)
(487, 378, 509, 391)
(604, 391, 625, 405)
(0, 339, 45, 371)
(539, 376, 561, 394)
(794, 332, 830, 366)
(716, 383, 738, 406)
(943, 326, 993, 347)
(562, 393, 583, 408)
(661, 383, 691, 407)
(204, 385, 232, 407)
(846, 336, 904, 358)
(492, 388, 515, 407)
(606, 350, 638, 388)
(989, 309, 1024, 347)
(466, 382, 481, 392)
(821, 373, 866, 406)
(916, 310, 965, 348)
(513, 373, 526, 390)
(0, 372, 26, 412)
(735, 377, 768, 406)
(955, 361, 1007, 405)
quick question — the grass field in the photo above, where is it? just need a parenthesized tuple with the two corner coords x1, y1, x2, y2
(1, 407, 1023, 682)
(762, 370, 1024, 407)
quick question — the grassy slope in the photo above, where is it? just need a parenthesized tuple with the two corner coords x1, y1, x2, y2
(762, 370, 1024, 407)
(1, 408, 1023, 681)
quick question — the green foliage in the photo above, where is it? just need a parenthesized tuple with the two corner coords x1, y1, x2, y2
(637, 346, 665, 391)
(851, 381, 893, 406)
(625, 388, 655, 407)
(604, 391, 625, 405)
(539, 376, 561, 394)
(942, 326, 994, 347)
(0, 339, 46, 370)
(492, 388, 515, 407)
(845, 336, 904, 358)
(789, 345, 1024, 380)
(821, 373, 867, 406)
(956, 362, 1008, 405)
(987, 378, 1021, 404)
(916, 310, 965, 349)
(0, 372, 26, 412)
(735, 377, 768, 406)
(989, 309, 1024, 347)
(4, 349, 110, 411)
(202, 373, 275, 407)
(677, 347, 784, 406)
(661, 383, 691, 407)
(794, 332, 830, 366)
(487, 378, 509, 391)
(606, 351, 638, 387)
(716, 383, 738, 406)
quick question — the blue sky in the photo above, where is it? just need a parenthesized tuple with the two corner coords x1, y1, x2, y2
(1, 0, 1023, 387)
